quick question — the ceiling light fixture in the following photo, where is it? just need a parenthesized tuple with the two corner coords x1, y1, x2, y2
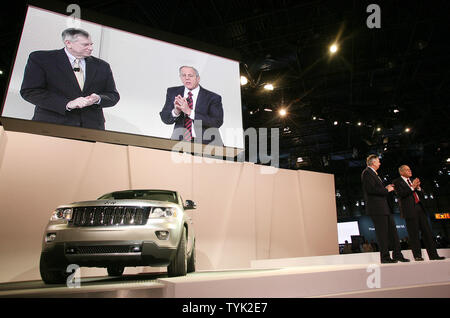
(329, 43, 338, 54)
(263, 84, 274, 91)
(240, 76, 248, 86)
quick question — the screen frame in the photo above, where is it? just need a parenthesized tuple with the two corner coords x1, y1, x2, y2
(0, 0, 244, 158)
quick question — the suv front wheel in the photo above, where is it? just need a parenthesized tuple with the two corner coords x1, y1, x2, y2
(39, 254, 69, 284)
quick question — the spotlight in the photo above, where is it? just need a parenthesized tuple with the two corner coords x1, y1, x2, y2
(279, 108, 287, 117)
(357, 122, 362, 126)
(0, 70, 3, 75)
(240, 76, 248, 86)
(333, 121, 338, 126)
(393, 109, 400, 113)
(446, 158, 450, 163)
(263, 84, 274, 91)
(329, 44, 338, 54)
(312, 116, 317, 120)
(376, 127, 382, 132)
(404, 127, 411, 133)
(297, 157, 304, 163)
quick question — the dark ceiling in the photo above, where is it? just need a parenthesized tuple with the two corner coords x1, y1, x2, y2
(0, 0, 449, 220)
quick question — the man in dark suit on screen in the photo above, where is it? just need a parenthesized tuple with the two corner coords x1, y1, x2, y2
(20, 28, 120, 130)
(361, 154, 409, 263)
(159, 66, 224, 146)
(393, 165, 445, 261)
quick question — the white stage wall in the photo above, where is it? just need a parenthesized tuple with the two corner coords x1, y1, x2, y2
(0, 126, 338, 283)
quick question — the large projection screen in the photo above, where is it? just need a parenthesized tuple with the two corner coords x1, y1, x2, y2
(1, 5, 244, 151)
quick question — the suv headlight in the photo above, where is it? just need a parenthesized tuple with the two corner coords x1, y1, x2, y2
(150, 207, 177, 218)
(50, 208, 73, 221)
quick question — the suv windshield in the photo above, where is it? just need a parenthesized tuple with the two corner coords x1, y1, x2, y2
(98, 190, 177, 203)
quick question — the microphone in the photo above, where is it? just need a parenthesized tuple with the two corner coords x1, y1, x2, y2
(73, 67, 80, 72)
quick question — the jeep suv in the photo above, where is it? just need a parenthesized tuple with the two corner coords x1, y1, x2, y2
(40, 189, 196, 284)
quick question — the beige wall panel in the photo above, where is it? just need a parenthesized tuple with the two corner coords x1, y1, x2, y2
(298, 170, 339, 255)
(192, 159, 256, 270)
(0, 126, 7, 172)
(267, 169, 308, 259)
(72, 142, 130, 200)
(127, 146, 193, 200)
(0, 132, 96, 282)
(254, 169, 275, 260)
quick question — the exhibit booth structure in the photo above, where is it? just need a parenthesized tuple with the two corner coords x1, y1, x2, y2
(0, 126, 449, 298)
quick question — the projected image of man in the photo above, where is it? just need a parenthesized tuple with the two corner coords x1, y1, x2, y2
(160, 66, 224, 145)
(20, 28, 120, 130)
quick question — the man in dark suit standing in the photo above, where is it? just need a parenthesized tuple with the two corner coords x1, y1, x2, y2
(160, 66, 224, 146)
(20, 28, 120, 130)
(361, 154, 409, 263)
(393, 165, 445, 261)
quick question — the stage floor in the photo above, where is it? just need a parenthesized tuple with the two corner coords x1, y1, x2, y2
(1, 249, 449, 298)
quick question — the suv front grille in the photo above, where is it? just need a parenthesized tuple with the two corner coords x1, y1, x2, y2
(70, 206, 150, 226)
(72, 245, 138, 254)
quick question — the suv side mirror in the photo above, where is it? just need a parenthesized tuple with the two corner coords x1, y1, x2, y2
(184, 200, 197, 210)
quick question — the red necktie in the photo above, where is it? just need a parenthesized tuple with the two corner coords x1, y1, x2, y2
(407, 179, 420, 203)
(183, 92, 193, 141)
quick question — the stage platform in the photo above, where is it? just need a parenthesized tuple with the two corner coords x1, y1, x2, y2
(0, 249, 448, 298)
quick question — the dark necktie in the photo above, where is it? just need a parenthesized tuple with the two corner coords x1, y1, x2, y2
(407, 179, 420, 203)
(183, 91, 193, 141)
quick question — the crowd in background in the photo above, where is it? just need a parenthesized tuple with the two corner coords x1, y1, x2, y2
(340, 233, 449, 254)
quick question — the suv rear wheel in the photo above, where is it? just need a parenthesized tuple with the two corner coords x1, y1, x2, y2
(187, 239, 196, 273)
(167, 227, 187, 277)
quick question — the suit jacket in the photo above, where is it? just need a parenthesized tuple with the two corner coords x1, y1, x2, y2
(393, 177, 426, 219)
(361, 167, 392, 216)
(159, 85, 224, 146)
(20, 48, 120, 130)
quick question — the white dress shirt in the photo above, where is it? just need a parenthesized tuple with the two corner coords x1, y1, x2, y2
(64, 48, 86, 79)
(64, 48, 101, 109)
(172, 85, 200, 137)
(401, 176, 421, 191)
